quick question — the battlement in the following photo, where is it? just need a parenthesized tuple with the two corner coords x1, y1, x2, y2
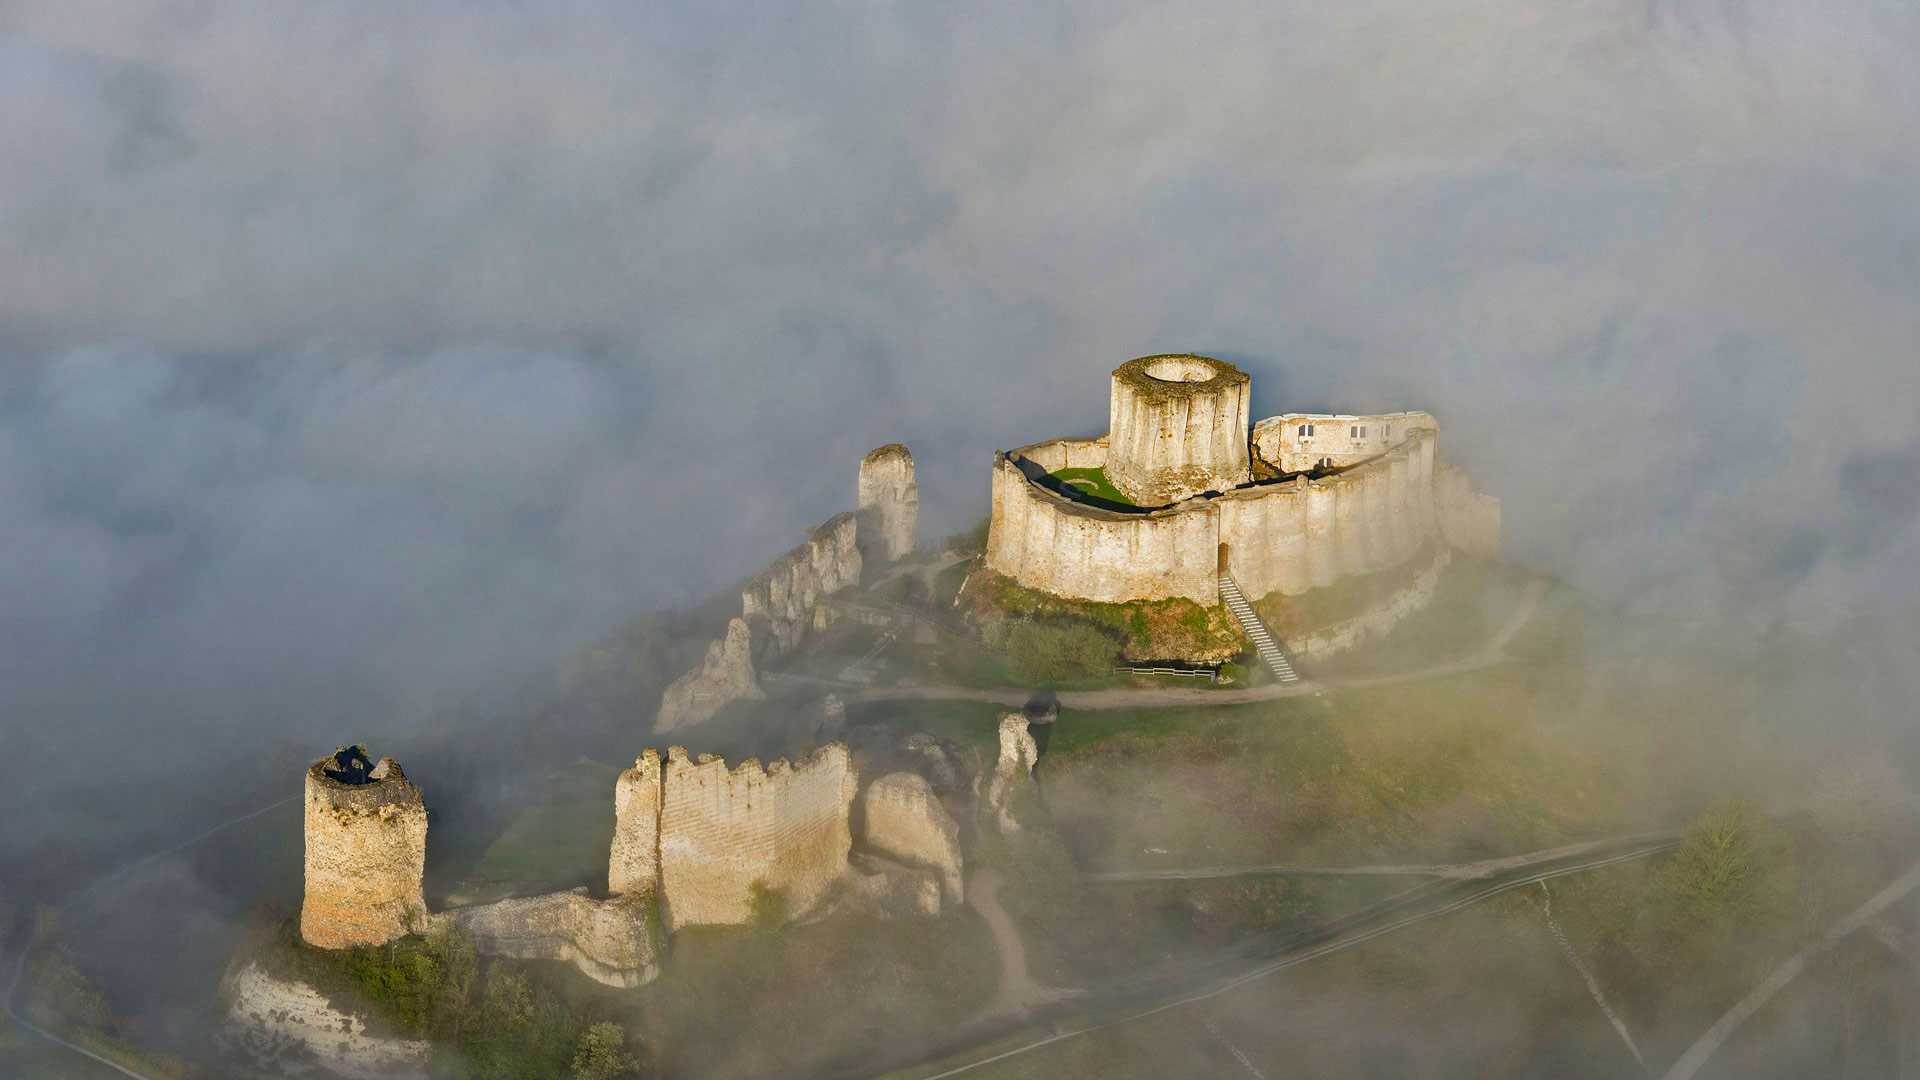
(300, 745, 429, 950)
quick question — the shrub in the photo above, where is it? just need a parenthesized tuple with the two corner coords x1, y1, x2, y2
(572, 1022, 642, 1080)
(996, 619, 1121, 683)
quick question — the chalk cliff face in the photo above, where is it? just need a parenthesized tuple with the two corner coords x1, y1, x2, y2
(437, 889, 659, 988)
(300, 748, 428, 950)
(655, 617, 764, 733)
(859, 772, 963, 903)
(857, 444, 918, 562)
(223, 962, 429, 1079)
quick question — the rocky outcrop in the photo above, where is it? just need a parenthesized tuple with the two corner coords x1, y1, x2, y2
(655, 617, 764, 733)
(858, 444, 918, 562)
(984, 714, 1041, 835)
(437, 888, 660, 988)
(840, 852, 943, 918)
(1279, 546, 1452, 660)
(655, 513, 862, 734)
(859, 772, 964, 904)
(222, 962, 429, 1079)
(301, 747, 428, 950)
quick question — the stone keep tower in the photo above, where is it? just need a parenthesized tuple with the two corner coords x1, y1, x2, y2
(1105, 355, 1252, 506)
(301, 746, 429, 949)
(857, 443, 918, 562)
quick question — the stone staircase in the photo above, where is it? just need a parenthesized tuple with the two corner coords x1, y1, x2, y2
(1218, 574, 1300, 684)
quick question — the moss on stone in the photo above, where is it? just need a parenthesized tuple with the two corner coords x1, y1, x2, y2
(970, 570, 1242, 663)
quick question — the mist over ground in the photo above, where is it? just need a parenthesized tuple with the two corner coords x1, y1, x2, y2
(2, 0, 1916, 1003)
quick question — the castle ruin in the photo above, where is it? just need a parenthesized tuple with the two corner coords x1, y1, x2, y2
(300, 747, 429, 950)
(985, 355, 1499, 613)
(857, 443, 919, 563)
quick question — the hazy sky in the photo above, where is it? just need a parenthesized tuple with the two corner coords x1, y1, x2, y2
(3, 1, 1917, 805)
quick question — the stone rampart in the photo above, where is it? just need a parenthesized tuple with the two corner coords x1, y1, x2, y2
(437, 888, 660, 988)
(1252, 411, 1439, 473)
(858, 772, 964, 903)
(301, 748, 429, 950)
(608, 749, 663, 896)
(1279, 546, 1452, 660)
(985, 451, 1219, 604)
(742, 511, 862, 656)
(987, 427, 1453, 607)
(656, 743, 857, 930)
(1218, 428, 1441, 599)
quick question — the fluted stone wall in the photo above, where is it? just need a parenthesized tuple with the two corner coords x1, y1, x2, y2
(742, 511, 862, 656)
(301, 748, 429, 950)
(985, 451, 1219, 603)
(1106, 355, 1252, 505)
(857, 444, 918, 562)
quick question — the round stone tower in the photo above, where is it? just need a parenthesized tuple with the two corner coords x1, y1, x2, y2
(301, 746, 429, 949)
(1105, 355, 1252, 506)
(857, 443, 918, 562)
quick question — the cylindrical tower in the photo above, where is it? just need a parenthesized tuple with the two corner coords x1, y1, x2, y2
(1105, 355, 1251, 506)
(301, 746, 429, 949)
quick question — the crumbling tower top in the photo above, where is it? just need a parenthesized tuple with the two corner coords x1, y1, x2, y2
(1105, 354, 1251, 505)
(301, 744, 429, 949)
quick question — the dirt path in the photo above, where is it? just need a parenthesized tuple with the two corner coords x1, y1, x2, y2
(853, 578, 1548, 712)
(967, 869, 1077, 1017)
(1661, 857, 1920, 1080)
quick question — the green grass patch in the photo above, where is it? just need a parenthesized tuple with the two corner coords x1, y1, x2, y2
(1049, 466, 1135, 506)
(970, 571, 1243, 664)
(444, 761, 620, 906)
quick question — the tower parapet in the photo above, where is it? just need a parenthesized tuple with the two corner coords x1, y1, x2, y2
(301, 746, 428, 949)
(1105, 355, 1252, 505)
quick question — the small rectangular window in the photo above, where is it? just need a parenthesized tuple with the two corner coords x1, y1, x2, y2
(1299, 423, 1314, 438)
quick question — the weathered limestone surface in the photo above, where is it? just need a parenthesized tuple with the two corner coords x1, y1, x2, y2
(984, 714, 1040, 835)
(301, 748, 428, 950)
(608, 749, 663, 896)
(437, 888, 660, 988)
(858, 443, 919, 562)
(656, 743, 858, 930)
(655, 617, 764, 733)
(986, 452, 1219, 604)
(742, 511, 863, 656)
(223, 962, 429, 1079)
(842, 852, 944, 918)
(859, 772, 964, 903)
(1277, 546, 1452, 660)
(1106, 355, 1252, 505)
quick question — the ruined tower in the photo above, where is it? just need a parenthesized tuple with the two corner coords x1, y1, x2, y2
(301, 746, 429, 949)
(857, 443, 918, 562)
(1105, 354, 1252, 505)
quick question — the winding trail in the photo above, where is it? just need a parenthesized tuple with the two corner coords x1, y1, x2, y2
(1084, 830, 1680, 885)
(1660, 857, 1920, 1080)
(967, 869, 1078, 1017)
(3, 794, 299, 1079)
